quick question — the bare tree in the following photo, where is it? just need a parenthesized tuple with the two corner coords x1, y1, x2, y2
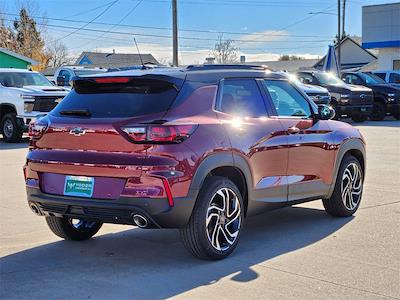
(47, 39, 72, 68)
(211, 35, 239, 64)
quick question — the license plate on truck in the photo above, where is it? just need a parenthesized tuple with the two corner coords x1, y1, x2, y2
(64, 176, 94, 198)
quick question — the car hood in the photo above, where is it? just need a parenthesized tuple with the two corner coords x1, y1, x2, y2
(325, 83, 371, 94)
(10, 85, 69, 96)
(301, 83, 329, 93)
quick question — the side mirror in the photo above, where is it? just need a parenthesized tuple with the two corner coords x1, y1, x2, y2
(303, 78, 312, 84)
(56, 76, 69, 86)
(317, 104, 335, 120)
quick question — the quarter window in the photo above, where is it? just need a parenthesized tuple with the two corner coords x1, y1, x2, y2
(262, 80, 312, 118)
(218, 79, 267, 117)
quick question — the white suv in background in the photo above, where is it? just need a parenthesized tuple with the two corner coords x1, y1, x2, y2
(0, 68, 68, 143)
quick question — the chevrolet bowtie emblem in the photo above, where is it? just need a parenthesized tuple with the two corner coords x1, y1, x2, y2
(69, 127, 86, 136)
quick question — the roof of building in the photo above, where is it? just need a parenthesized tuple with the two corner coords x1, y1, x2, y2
(245, 58, 320, 72)
(0, 48, 38, 64)
(314, 36, 377, 70)
(75, 51, 160, 68)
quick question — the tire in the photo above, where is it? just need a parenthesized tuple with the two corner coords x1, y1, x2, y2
(45, 216, 103, 241)
(351, 113, 367, 123)
(370, 102, 386, 121)
(323, 155, 364, 217)
(1, 113, 23, 143)
(180, 176, 244, 260)
(392, 110, 400, 120)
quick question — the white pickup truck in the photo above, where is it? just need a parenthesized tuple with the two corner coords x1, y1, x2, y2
(0, 68, 69, 143)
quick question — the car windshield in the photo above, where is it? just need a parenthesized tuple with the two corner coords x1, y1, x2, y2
(314, 72, 344, 85)
(0, 72, 53, 88)
(359, 73, 387, 84)
(74, 70, 106, 76)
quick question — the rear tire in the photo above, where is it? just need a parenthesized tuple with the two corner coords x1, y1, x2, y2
(45, 216, 102, 241)
(1, 113, 23, 143)
(392, 110, 400, 120)
(370, 102, 386, 121)
(351, 113, 367, 123)
(323, 155, 363, 217)
(180, 176, 244, 260)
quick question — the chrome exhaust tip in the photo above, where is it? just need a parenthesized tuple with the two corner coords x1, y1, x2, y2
(132, 214, 148, 228)
(30, 203, 42, 216)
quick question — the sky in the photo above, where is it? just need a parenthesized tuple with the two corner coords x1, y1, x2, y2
(0, 0, 394, 64)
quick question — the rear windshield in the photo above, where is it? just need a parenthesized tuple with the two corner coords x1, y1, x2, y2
(51, 78, 178, 118)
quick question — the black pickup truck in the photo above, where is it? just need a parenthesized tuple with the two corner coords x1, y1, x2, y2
(296, 71, 373, 122)
(341, 72, 400, 120)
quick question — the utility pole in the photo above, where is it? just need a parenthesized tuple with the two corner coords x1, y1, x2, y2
(172, 0, 178, 66)
(337, 0, 341, 73)
(342, 0, 346, 38)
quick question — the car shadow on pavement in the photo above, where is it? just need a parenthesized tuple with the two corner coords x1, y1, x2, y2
(0, 205, 352, 299)
(0, 137, 29, 149)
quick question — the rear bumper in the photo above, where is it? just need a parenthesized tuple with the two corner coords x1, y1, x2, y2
(335, 105, 372, 117)
(27, 187, 196, 228)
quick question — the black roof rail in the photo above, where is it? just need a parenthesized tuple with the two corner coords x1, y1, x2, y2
(185, 64, 270, 71)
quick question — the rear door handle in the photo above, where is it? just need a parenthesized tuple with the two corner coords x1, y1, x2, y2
(287, 126, 300, 134)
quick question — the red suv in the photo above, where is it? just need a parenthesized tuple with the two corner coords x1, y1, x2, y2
(24, 65, 366, 260)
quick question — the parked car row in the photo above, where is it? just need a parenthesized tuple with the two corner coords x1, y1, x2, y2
(293, 70, 399, 122)
(1, 66, 399, 143)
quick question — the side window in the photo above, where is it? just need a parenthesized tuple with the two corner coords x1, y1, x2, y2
(374, 73, 386, 81)
(389, 73, 400, 84)
(344, 74, 361, 85)
(218, 79, 267, 117)
(297, 73, 314, 85)
(262, 80, 312, 118)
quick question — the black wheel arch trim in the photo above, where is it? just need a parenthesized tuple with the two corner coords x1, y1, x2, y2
(326, 138, 366, 199)
(187, 151, 253, 211)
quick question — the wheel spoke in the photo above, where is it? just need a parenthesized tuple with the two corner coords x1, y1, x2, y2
(220, 226, 235, 245)
(206, 213, 219, 227)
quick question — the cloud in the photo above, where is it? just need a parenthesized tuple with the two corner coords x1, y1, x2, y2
(238, 29, 290, 43)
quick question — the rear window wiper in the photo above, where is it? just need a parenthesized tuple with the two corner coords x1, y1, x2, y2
(59, 109, 91, 117)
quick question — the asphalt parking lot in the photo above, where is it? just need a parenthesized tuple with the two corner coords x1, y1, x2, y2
(0, 119, 399, 300)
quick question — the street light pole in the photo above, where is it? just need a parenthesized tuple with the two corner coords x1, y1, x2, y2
(172, 0, 178, 66)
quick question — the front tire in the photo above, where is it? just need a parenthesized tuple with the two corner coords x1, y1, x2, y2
(46, 216, 103, 241)
(370, 102, 386, 121)
(180, 176, 244, 260)
(1, 113, 23, 143)
(323, 155, 363, 217)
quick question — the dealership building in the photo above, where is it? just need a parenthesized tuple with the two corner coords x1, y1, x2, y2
(362, 2, 400, 70)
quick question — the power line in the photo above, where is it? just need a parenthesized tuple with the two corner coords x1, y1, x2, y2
(1, 12, 334, 39)
(75, 0, 145, 51)
(45, 26, 327, 53)
(53, 0, 119, 43)
(2, 18, 332, 44)
(63, 1, 119, 18)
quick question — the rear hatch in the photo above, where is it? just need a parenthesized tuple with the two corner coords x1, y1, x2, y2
(27, 73, 185, 199)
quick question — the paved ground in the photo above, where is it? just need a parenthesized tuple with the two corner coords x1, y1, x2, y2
(0, 120, 399, 300)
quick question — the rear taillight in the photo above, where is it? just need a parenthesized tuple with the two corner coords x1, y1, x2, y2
(28, 118, 48, 139)
(121, 125, 197, 144)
